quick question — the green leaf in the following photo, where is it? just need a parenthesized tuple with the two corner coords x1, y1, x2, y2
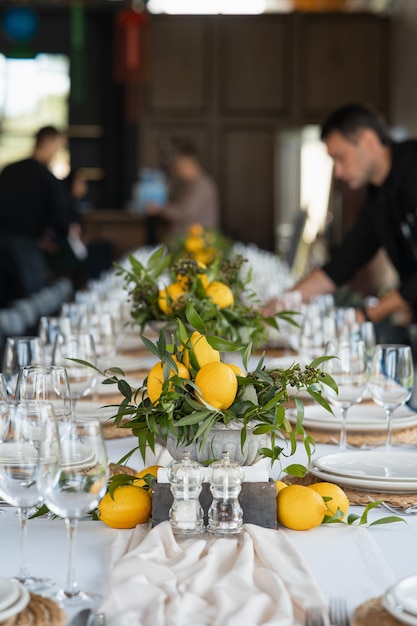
(185, 301, 206, 332)
(283, 464, 307, 477)
(140, 334, 161, 358)
(310, 355, 336, 368)
(242, 342, 253, 372)
(369, 516, 406, 526)
(205, 335, 241, 352)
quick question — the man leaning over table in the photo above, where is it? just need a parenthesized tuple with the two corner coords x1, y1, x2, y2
(265, 102, 417, 333)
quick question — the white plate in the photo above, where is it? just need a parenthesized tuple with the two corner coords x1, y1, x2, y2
(308, 463, 417, 493)
(0, 578, 19, 612)
(383, 583, 417, 625)
(391, 575, 417, 617)
(0, 583, 30, 622)
(287, 402, 417, 433)
(75, 401, 118, 422)
(314, 451, 417, 482)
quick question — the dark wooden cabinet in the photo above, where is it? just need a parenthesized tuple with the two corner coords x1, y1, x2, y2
(140, 12, 391, 250)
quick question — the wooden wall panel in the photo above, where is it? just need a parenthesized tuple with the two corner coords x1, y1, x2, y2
(146, 17, 211, 114)
(219, 16, 292, 116)
(220, 129, 275, 250)
(298, 15, 390, 120)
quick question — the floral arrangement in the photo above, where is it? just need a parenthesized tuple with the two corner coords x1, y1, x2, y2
(167, 223, 232, 266)
(100, 320, 336, 476)
(117, 244, 291, 347)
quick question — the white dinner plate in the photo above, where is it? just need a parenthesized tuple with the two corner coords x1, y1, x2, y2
(0, 577, 20, 612)
(314, 451, 417, 482)
(75, 401, 118, 422)
(391, 575, 417, 617)
(287, 402, 417, 433)
(308, 463, 417, 493)
(383, 581, 417, 625)
(0, 583, 30, 622)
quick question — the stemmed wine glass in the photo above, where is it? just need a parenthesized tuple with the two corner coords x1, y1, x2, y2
(2, 336, 46, 397)
(323, 338, 369, 450)
(0, 374, 10, 443)
(368, 344, 414, 450)
(52, 333, 98, 414)
(0, 416, 54, 590)
(38, 418, 108, 606)
(14, 366, 73, 450)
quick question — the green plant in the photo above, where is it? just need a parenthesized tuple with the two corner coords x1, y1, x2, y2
(116, 245, 295, 348)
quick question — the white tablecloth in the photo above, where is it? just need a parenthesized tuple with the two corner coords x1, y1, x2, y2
(0, 435, 416, 625)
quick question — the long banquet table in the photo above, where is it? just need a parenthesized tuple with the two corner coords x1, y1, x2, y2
(1, 431, 417, 625)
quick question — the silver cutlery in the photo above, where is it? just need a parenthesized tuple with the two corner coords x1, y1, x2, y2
(305, 606, 326, 626)
(368, 496, 417, 516)
(329, 596, 350, 626)
(69, 609, 93, 626)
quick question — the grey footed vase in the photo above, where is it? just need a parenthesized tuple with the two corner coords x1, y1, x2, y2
(166, 422, 269, 465)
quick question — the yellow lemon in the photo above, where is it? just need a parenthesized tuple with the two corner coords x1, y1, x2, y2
(194, 361, 238, 410)
(134, 465, 162, 488)
(158, 282, 187, 314)
(182, 331, 220, 370)
(147, 356, 190, 404)
(188, 223, 204, 237)
(275, 480, 288, 494)
(195, 248, 216, 266)
(206, 281, 234, 309)
(185, 235, 205, 253)
(308, 482, 350, 520)
(98, 485, 152, 529)
(276, 484, 327, 530)
(225, 363, 244, 377)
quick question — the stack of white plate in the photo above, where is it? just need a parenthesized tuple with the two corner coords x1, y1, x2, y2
(0, 578, 30, 622)
(288, 403, 417, 433)
(384, 575, 417, 624)
(309, 450, 417, 493)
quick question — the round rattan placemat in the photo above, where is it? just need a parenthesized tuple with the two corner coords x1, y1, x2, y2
(1, 593, 65, 626)
(309, 425, 417, 447)
(352, 596, 405, 626)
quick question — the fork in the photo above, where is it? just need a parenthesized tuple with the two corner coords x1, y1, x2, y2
(305, 607, 326, 626)
(368, 496, 417, 516)
(329, 597, 350, 626)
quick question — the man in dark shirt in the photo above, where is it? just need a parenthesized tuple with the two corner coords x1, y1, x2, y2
(267, 103, 417, 325)
(0, 126, 70, 302)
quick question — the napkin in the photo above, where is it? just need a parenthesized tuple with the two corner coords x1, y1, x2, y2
(99, 521, 326, 626)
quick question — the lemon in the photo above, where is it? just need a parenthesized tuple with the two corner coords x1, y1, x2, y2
(206, 281, 234, 309)
(185, 235, 205, 253)
(188, 223, 204, 237)
(195, 248, 216, 266)
(147, 356, 190, 404)
(195, 361, 238, 410)
(182, 331, 220, 370)
(275, 480, 288, 494)
(98, 485, 152, 529)
(308, 482, 350, 520)
(276, 484, 327, 530)
(158, 282, 187, 314)
(134, 464, 162, 487)
(225, 363, 244, 377)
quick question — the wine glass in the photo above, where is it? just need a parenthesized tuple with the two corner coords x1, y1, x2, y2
(2, 336, 46, 397)
(52, 332, 98, 414)
(323, 338, 369, 450)
(0, 419, 54, 590)
(38, 316, 72, 363)
(0, 374, 10, 443)
(368, 344, 414, 450)
(360, 321, 377, 367)
(38, 418, 108, 606)
(14, 366, 73, 450)
(79, 312, 116, 370)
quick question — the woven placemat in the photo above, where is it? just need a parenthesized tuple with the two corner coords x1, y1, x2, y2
(284, 472, 417, 508)
(352, 596, 404, 626)
(1, 593, 66, 626)
(308, 425, 417, 447)
(102, 421, 133, 440)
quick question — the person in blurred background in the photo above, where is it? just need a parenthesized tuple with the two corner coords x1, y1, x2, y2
(0, 125, 69, 305)
(266, 102, 417, 330)
(146, 142, 219, 239)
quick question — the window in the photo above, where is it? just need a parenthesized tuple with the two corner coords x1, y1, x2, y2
(0, 53, 70, 177)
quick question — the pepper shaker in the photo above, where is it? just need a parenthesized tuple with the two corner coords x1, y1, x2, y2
(167, 451, 204, 535)
(207, 450, 244, 535)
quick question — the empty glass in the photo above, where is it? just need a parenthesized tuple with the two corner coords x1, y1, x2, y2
(0, 374, 10, 443)
(2, 336, 46, 398)
(368, 344, 414, 450)
(323, 339, 369, 450)
(38, 418, 108, 605)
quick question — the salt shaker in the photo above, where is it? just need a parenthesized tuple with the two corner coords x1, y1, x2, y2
(207, 451, 244, 535)
(167, 451, 204, 535)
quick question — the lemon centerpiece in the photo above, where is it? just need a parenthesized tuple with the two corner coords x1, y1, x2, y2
(99, 319, 336, 473)
(116, 244, 292, 348)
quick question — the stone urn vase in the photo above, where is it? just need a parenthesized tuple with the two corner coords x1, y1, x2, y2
(166, 422, 269, 466)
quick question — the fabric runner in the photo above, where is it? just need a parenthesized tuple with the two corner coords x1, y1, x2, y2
(99, 521, 327, 626)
